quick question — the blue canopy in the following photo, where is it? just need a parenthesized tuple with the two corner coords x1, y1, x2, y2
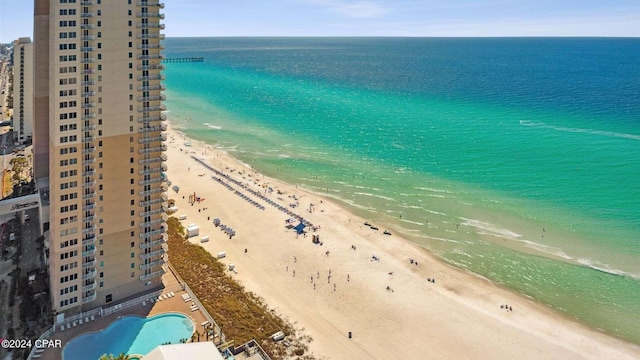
(293, 222, 306, 234)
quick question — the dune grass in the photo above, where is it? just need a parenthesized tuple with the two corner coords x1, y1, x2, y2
(167, 217, 314, 359)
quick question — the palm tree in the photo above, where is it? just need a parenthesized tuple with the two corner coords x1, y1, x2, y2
(98, 353, 129, 360)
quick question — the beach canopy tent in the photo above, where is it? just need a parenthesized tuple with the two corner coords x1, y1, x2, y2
(293, 222, 306, 234)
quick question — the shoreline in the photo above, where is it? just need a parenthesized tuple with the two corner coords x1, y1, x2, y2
(164, 121, 640, 359)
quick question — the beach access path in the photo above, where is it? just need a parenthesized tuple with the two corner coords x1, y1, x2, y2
(164, 123, 640, 360)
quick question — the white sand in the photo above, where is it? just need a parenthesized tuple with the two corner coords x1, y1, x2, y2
(164, 124, 640, 360)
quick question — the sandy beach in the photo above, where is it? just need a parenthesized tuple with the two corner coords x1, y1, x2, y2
(163, 123, 640, 360)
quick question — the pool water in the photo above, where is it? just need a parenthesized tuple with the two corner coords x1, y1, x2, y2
(63, 313, 194, 360)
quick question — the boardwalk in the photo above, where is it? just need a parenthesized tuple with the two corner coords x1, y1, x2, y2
(162, 57, 204, 63)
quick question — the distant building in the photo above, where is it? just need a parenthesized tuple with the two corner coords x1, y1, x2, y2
(12, 37, 34, 144)
(33, 0, 167, 316)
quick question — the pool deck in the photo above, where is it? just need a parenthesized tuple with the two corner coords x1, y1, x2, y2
(34, 271, 210, 360)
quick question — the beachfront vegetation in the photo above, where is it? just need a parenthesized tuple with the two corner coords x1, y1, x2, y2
(167, 217, 316, 359)
(98, 353, 129, 360)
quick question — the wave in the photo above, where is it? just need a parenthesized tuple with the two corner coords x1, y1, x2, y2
(460, 218, 523, 239)
(415, 187, 454, 194)
(511, 239, 640, 280)
(202, 123, 223, 130)
(424, 209, 447, 216)
(354, 192, 397, 202)
(399, 218, 425, 226)
(520, 120, 640, 141)
(515, 239, 574, 260)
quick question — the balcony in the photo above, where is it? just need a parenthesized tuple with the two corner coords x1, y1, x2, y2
(139, 177, 165, 186)
(83, 269, 97, 280)
(138, 155, 166, 166)
(82, 247, 97, 257)
(137, 33, 166, 39)
(82, 192, 96, 201)
(82, 114, 96, 121)
(83, 281, 97, 292)
(139, 237, 166, 249)
(82, 235, 96, 246)
(138, 145, 167, 155)
(81, 0, 96, 5)
(82, 80, 96, 86)
(137, 114, 167, 124)
(140, 207, 166, 217)
(138, 134, 167, 144)
(138, 165, 167, 175)
(81, 12, 95, 18)
(82, 214, 96, 224)
(139, 217, 166, 228)
(139, 197, 166, 207)
(81, 46, 95, 52)
(82, 91, 96, 97)
(138, 124, 167, 134)
(140, 257, 165, 270)
(140, 268, 165, 281)
(83, 124, 96, 131)
(138, 104, 167, 113)
(137, 1, 165, 8)
(85, 203, 97, 210)
(136, 23, 165, 29)
(81, 102, 96, 109)
(82, 147, 96, 155)
(81, 24, 95, 29)
(139, 246, 165, 259)
(82, 169, 96, 177)
(137, 54, 165, 61)
(137, 44, 165, 50)
(139, 228, 165, 240)
(82, 225, 96, 235)
(139, 188, 165, 197)
(82, 69, 96, 75)
(82, 159, 96, 166)
(137, 74, 166, 81)
(81, 58, 95, 64)
(137, 84, 166, 91)
(83, 180, 97, 189)
(82, 292, 97, 303)
(82, 259, 96, 269)
(82, 35, 95, 41)
(137, 12, 165, 19)
(138, 94, 166, 102)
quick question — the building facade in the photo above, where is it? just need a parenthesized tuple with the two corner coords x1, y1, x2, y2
(33, 0, 167, 316)
(12, 37, 34, 144)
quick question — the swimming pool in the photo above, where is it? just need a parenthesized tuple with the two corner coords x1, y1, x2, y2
(63, 313, 194, 360)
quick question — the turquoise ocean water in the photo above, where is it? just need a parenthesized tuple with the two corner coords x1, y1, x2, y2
(161, 38, 640, 343)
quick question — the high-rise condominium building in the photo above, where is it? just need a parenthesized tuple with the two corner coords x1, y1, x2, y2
(34, 0, 167, 316)
(12, 37, 34, 144)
